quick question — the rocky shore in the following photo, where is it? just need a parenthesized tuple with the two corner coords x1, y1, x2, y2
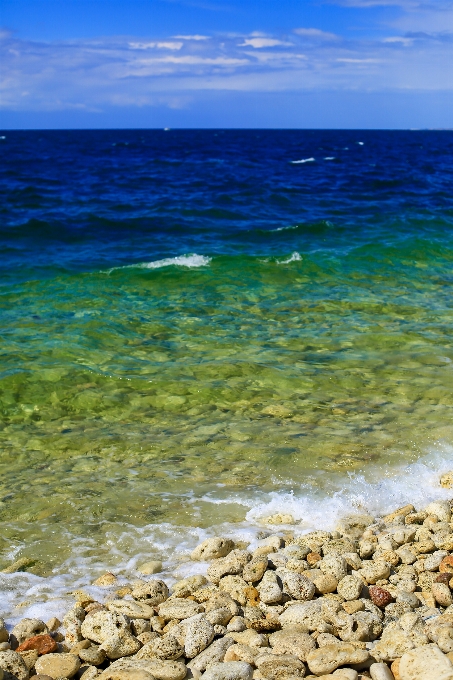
(2, 477, 453, 680)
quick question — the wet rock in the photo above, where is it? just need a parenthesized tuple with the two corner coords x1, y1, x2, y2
(138, 561, 163, 575)
(440, 472, 453, 488)
(202, 661, 253, 680)
(306, 643, 369, 675)
(425, 501, 451, 523)
(0, 620, 8, 644)
(132, 580, 169, 606)
(0, 650, 30, 680)
(399, 643, 453, 680)
(35, 652, 81, 678)
(93, 572, 117, 587)
(191, 538, 235, 561)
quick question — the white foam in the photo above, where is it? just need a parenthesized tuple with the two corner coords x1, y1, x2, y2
(357, 142, 364, 145)
(107, 254, 211, 273)
(291, 158, 315, 164)
(324, 156, 336, 160)
(141, 254, 211, 269)
(277, 252, 302, 264)
(2, 446, 452, 625)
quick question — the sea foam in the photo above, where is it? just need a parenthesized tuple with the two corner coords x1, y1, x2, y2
(2, 446, 452, 625)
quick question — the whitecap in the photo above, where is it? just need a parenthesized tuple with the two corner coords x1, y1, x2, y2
(277, 252, 302, 264)
(357, 142, 364, 145)
(291, 158, 315, 164)
(324, 156, 336, 160)
(141, 254, 211, 269)
(107, 254, 211, 273)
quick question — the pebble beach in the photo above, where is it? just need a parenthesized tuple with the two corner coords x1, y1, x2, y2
(2, 472, 453, 680)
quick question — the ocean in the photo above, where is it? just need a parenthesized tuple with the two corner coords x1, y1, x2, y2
(1, 128, 453, 619)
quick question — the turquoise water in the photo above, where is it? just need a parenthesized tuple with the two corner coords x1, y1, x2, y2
(1, 129, 453, 587)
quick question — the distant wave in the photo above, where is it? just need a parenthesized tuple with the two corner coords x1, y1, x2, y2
(290, 157, 315, 164)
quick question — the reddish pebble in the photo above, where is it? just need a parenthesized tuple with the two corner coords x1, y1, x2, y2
(435, 573, 452, 586)
(307, 552, 322, 566)
(440, 556, 453, 574)
(369, 585, 393, 608)
(17, 634, 57, 655)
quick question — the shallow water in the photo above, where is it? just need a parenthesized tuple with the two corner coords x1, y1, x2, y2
(1, 129, 453, 617)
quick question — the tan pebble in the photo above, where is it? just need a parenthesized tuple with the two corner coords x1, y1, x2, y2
(390, 659, 401, 680)
(191, 537, 235, 561)
(432, 582, 453, 607)
(383, 505, 415, 524)
(93, 572, 117, 586)
(307, 552, 322, 566)
(440, 471, 453, 488)
(342, 601, 365, 615)
(115, 586, 133, 597)
(399, 643, 453, 680)
(263, 512, 294, 525)
(18, 648, 39, 670)
(69, 639, 91, 655)
(138, 561, 163, 575)
(35, 652, 81, 678)
(45, 618, 61, 633)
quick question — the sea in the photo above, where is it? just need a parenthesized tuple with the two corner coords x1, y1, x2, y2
(1, 128, 453, 620)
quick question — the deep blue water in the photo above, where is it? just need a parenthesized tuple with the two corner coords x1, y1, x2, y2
(2, 129, 453, 280)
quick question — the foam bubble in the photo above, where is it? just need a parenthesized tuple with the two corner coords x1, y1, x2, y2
(108, 254, 211, 273)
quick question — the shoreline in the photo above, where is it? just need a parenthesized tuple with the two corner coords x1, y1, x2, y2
(1, 471, 453, 679)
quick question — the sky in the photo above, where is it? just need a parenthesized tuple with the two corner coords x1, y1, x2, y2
(1, 0, 453, 128)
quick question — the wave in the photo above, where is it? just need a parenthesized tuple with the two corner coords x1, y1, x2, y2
(107, 254, 211, 273)
(2, 447, 452, 625)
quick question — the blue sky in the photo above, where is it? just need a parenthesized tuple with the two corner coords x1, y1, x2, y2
(1, 0, 453, 128)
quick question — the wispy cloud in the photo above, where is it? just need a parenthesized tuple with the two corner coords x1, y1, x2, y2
(1, 25, 452, 113)
(294, 28, 339, 40)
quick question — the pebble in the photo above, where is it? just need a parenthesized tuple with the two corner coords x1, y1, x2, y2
(306, 643, 370, 675)
(0, 650, 30, 680)
(202, 661, 253, 680)
(35, 652, 81, 678)
(17, 634, 57, 655)
(399, 643, 453, 680)
(4, 497, 453, 680)
(191, 538, 235, 561)
(138, 561, 163, 575)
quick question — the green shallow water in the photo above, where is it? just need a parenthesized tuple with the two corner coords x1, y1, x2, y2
(2, 244, 453, 573)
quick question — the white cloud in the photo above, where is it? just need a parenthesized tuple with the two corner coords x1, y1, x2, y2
(1, 26, 452, 113)
(129, 41, 183, 50)
(173, 35, 210, 40)
(239, 38, 291, 48)
(294, 28, 339, 40)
